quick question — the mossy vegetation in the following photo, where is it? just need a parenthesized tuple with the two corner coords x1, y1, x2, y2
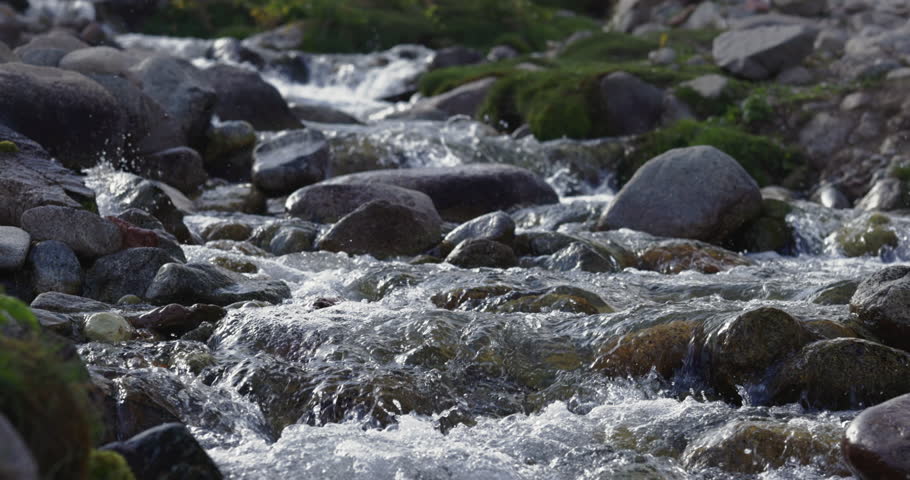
(88, 450, 136, 480)
(620, 119, 803, 187)
(0, 140, 19, 153)
(141, 0, 600, 52)
(0, 293, 121, 480)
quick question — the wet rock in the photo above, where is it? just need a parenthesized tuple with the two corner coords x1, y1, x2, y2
(84, 312, 134, 343)
(0, 413, 38, 480)
(495, 286, 613, 315)
(770, 338, 910, 410)
(683, 420, 844, 475)
(130, 55, 216, 149)
(208, 256, 258, 274)
(105, 173, 191, 242)
(201, 222, 252, 242)
(317, 200, 442, 258)
(419, 77, 496, 118)
(0, 63, 125, 169)
(851, 266, 910, 353)
(638, 240, 753, 274)
(810, 279, 859, 305)
(203, 121, 256, 182)
(812, 184, 850, 209)
(102, 423, 223, 480)
(326, 164, 558, 222)
(856, 178, 909, 211)
(513, 231, 577, 257)
(20, 206, 122, 258)
(132, 303, 225, 337)
(0, 125, 91, 227)
(110, 213, 185, 262)
(445, 239, 518, 269)
(593, 321, 698, 379)
(833, 213, 897, 258)
(600, 71, 665, 136)
(726, 199, 794, 253)
(30, 292, 110, 315)
(843, 393, 910, 479)
(14, 31, 87, 56)
(290, 102, 361, 125)
(32, 308, 78, 339)
(104, 216, 158, 249)
(0, 226, 28, 271)
(133, 147, 208, 194)
(598, 146, 762, 243)
(195, 183, 265, 214)
(145, 262, 290, 306)
(58, 46, 139, 77)
(269, 225, 318, 255)
(287, 183, 439, 224)
(206, 240, 270, 258)
(252, 129, 330, 196)
(24, 241, 82, 296)
(441, 211, 515, 254)
(429, 46, 483, 70)
(542, 242, 620, 273)
(712, 25, 816, 80)
(17, 48, 66, 67)
(84, 248, 179, 303)
(700, 307, 812, 400)
(202, 64, 300, 131)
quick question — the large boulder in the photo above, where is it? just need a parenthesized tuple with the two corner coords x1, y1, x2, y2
(325, 164, 559, 222)
(441, 211, 515, 254)
(0, 125, 92, 227)
(712, 25, 817, 80)
(0, 63, 125, 169)
(102, 423, 223, 480)
(131, 147, 208, 194)
(286, 183, 439, 224)
(597, 146, 762, 243)
(84, 248, 180, 303)
(843, 393, 910, 479)
(850, 266, 910, 352)
(24, 241, 83, 296)
(599, 71, 666, 136)
(316, 200, 442, 258)
(145, 263, 290, 306)
(202, 64, 300, 131)
(20, 206, 122, 258)
(129, 55, 216, 149)
(252, 129, 330, 196)
(58, 46, 140, 77)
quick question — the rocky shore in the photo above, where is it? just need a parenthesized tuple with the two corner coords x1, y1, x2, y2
(3, 0, 910, 478)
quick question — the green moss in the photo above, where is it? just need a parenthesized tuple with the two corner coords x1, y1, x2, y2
(0, 140, 19, 153)
(834, 214, 899, 257)
(88, 450, 136, 480)
(0, 294, 38, 331)
(621, 119, 804, 187)
(558, 31, 657, 62)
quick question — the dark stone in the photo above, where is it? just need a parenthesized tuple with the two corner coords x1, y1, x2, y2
(132, 147, 208, 194)
(325, 164, 558, 222)
(316, 200, 442, 258)
(445, 239, 518, 269)
(429, 46, 483, 70)
(441, 211, 515, 254)
(269, 225, 318, 255)
(843, 393, 910, 479)
(20, 206, 122, 258)
(132, 303, 225, 337)
(0, 63, 125, 169)
(851, 266, 910, 353)
(145, 263, 290, 306)
(252, 129, 330, 196)
(542, 242, 619, 273)
(30, 292, 110, 314)
(290, 102, 361, 125)
(286, 183, 439, 224)
(84, 248, 179, 303)
(713, 25, 817, 80)
(600, 71, 665, 136)
(102, 423, 223, 480)
(25, 240, 83, 296)
(202, 64, 300, 131)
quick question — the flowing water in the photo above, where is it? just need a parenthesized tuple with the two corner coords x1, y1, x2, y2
(74, 31, 910, 479)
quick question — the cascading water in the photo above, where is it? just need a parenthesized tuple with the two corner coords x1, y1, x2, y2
(67, 24, 910, 480)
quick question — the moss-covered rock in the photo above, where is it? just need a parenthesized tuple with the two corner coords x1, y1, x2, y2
(621, 120, 804, 187)
(833, 213, 899, 257)
(682, 420, 847, 475)
(431, 285, 613, 315)
(88, 450, 135, 480)
(808, 279, 859, 305)
(637, 240, 753, 274)
(592, 320, 698, 379)
(0, 140, 19, 153)
(726, 199, 794, 253)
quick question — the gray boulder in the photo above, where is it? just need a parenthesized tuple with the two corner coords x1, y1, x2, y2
(419, 77, 496, 118)
(252, 129, 330, 196)
(102, 423, 223, 480)
(130, 55, 216, 149)
(202, 64, 301, 131)
(774, 0, 826, 16)
(269, 225, 318, 256)
(316, 200, 442, 258)
(195, 183, 266, 214)
(84, 247, 179, 303)
(429, 46, 483, 70)
(0, 63, 125, 169)
(442, 211, 515, 253)
(25, 240, 82, 296)
(133, 147, 208, 194)
(30, 292, 110, 314)
(712, 25, 817, 80)
(58, 46, 140, 77)
(20, 206, 122, 258)
(17, 48, 66, 67)
(0, 125, 91, 227)
(445, 239, 518, 269)
(290, 103, 361, 125)
(286, 183, 439, 224)
(145, 263, 291, 306)
(600, 71, 665, 136)
(0, 226, 29, 271)
(843, 393, 910, 479)
(325, 164, 559, 222)
(851, 266, 910, 353)
(597, 146, 762, 243)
